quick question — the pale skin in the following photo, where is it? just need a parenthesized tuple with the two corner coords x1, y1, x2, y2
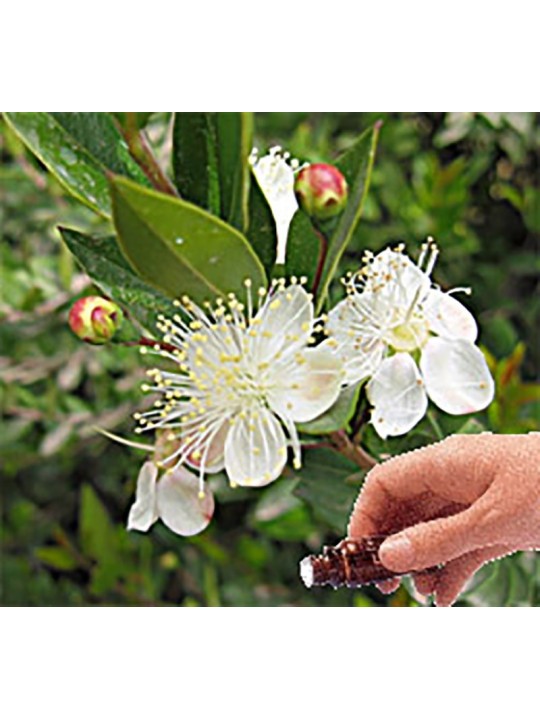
(347, 433, 540, 606)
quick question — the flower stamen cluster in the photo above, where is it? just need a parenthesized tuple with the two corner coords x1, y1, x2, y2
(325, 239, 494, 438)
(136, 277, 343, 491)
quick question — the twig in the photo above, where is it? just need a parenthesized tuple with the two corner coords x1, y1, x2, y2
(123, 337, 178, 354)
(330, 429, 377, 471)
(311, 228, 329, 298)
(121, 114, 178, 197)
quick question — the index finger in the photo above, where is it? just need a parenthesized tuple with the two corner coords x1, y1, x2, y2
(347, 434, 495, 538)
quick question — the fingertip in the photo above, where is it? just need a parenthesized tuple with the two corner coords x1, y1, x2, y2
(434, 594, 454, 607)
(434, 572, 467, 607)
(413, 570, 439, 596)
(375, 577, 401, 595)
(379, 534, 414, 572)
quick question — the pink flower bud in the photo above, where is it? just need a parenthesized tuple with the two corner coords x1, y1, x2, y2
(295, 163, 349, 220)
(68, 296, 123, 344)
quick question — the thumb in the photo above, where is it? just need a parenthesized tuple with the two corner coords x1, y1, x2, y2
(379, 505, 492, 573)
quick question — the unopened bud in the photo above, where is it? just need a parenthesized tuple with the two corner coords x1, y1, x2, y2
(68, 296, 123, 344)
(295, 163, 348, 220)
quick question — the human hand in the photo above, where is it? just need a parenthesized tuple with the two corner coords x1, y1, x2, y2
(347, 433, 540, 606)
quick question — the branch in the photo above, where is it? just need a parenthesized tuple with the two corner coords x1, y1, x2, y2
(122, 114, 178, 197)
(330, 430, 377, 471)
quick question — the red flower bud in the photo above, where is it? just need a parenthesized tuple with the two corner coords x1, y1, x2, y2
(68, 296, 123, 344)
(295, 163, 348, 220)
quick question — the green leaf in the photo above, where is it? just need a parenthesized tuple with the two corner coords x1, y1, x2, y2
(247, 178, 277, 274)
(298, 385, 361, 435)
(462, 553, 537, 607)
(284, 210, 322, 288)
(251, 478, 315, 541)
(35, 546, 79, 571)
(315, 123, 381, 312)
(215, 113, 253, 232)
(172, 113, 220, 215)
(59, 227, 172, 331)
(513, 382, 540, 406)
(455, 417, 485, 434)
(110, 176, 267, 303)
(3, 112, 148, 217)
(79, 485, 116, 563)
(293, 448, 361, 534)
(50, 113, 148, 183)
(78, 485, 126, 595)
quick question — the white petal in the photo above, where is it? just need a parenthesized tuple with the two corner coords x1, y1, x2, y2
(326, 293, 385, 342)
(156, 467, 214, 536)
(248, 284, 313, 364)
(250, 149, 298, 264)
(326, 296, 364, 342)
(366, 354, 428, 438)
(341, 341, 385, 385)
(325, 295, 386, 384)
(424, 288, 478, 342)
(420, 337, 494, 415)
(127, 461, 159, 532)
(267, 346, 344, 423)
(324, 336, 385, 386)
(224, 406, 287, 487)
(184, 420, 228, 474)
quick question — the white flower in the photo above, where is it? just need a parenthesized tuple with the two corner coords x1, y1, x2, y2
(249, 146, 303, 265)
(136, 279, 343, 488)
(325, 240, 495, 438)
(127, 461, 214, 536)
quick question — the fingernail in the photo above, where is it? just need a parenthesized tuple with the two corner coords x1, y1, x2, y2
(380, 535, 414, 571)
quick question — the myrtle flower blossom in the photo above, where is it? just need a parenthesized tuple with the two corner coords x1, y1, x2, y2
(135, 278, 343, 491)
(325, 240, 495, 438)
(128, 461, 214, 536)
(249, 147, 304, 265)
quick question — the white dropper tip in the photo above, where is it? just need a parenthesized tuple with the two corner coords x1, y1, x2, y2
(299, 557, 314, 588)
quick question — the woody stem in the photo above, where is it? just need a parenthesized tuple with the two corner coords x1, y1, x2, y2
(330, 430, 377, 471)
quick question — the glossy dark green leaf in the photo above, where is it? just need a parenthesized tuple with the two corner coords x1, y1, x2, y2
(215, 112, 253, 232)
(59, 227, 173, 331)
(50, 113, 148, 183)
(315, 123, 381, 312)
(283, 210, 321, 288)
(172, 113, 220, 214)
(293, 448, 361, 534)
(247, 177, 277, 274)
(297, 385, 360, 435)
(3, 112, 148, 217)
(110, 176, 266, 303)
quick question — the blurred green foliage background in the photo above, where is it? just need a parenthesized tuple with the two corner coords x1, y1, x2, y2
(1, 112, 539, 606)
